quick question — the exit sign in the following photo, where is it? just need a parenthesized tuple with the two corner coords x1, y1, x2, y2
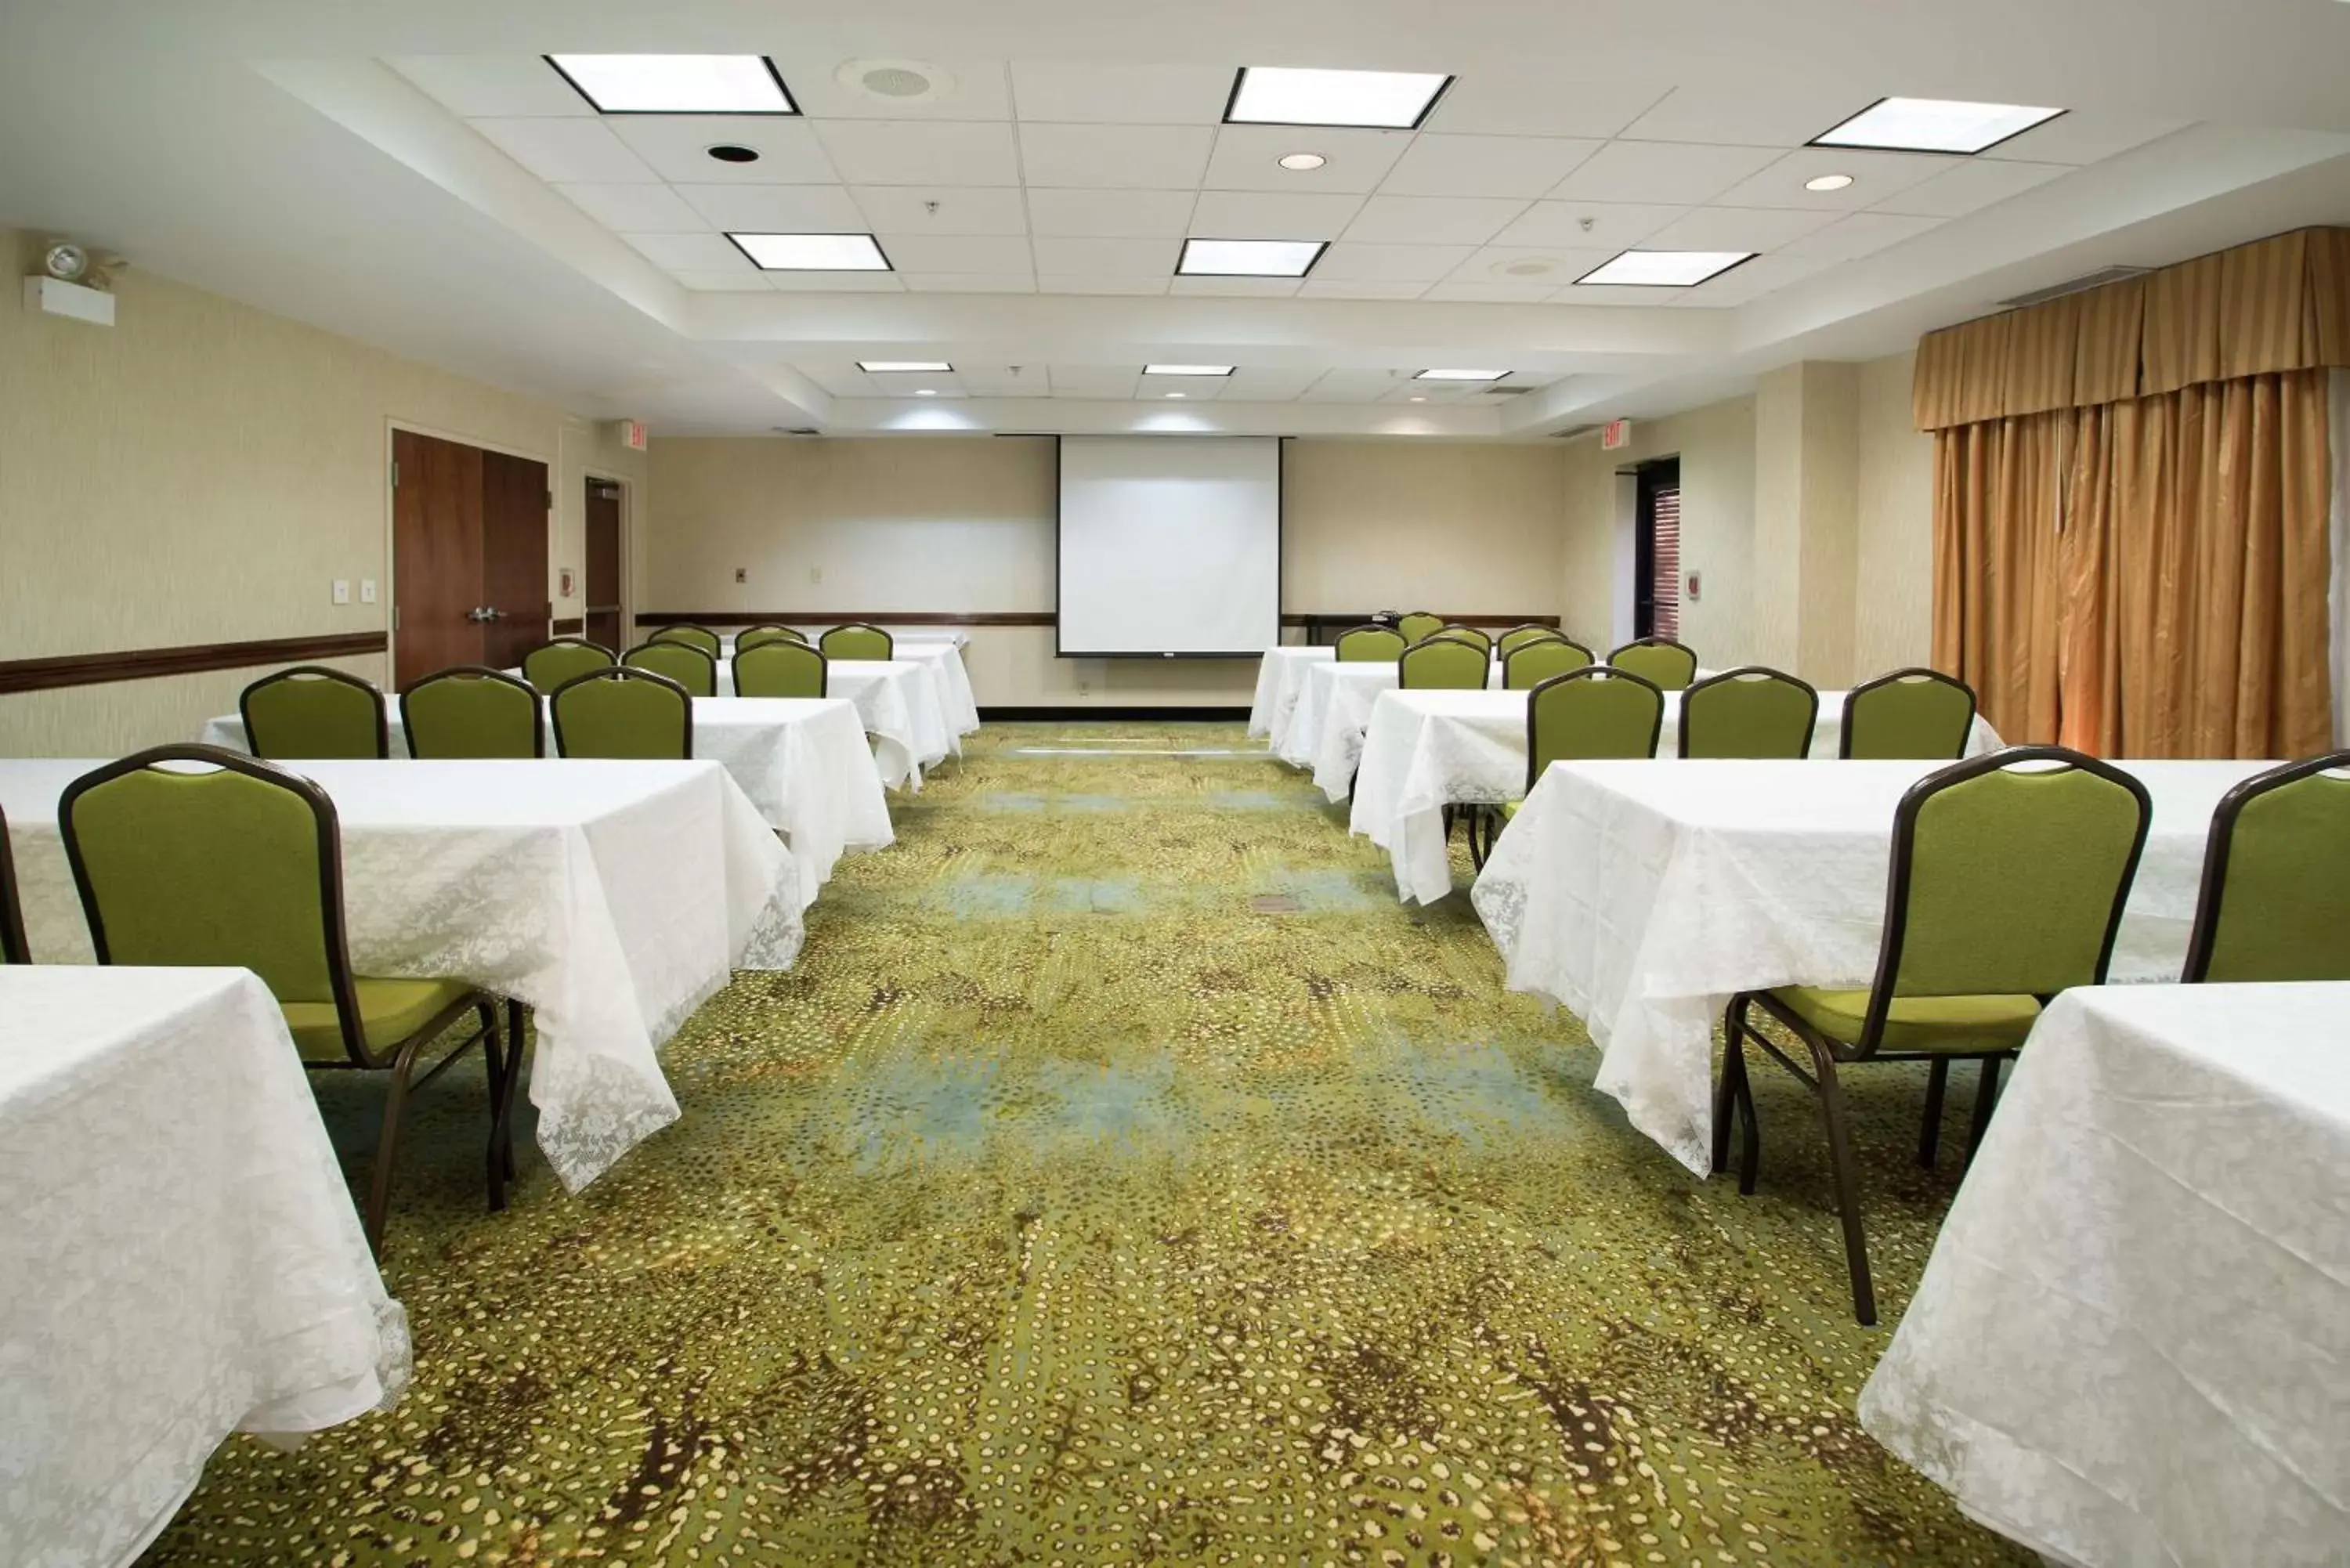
(609, 419, 649, 451)
(1600, 418, 1632, 450)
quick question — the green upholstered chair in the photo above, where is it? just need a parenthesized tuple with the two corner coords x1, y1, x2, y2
(1433, 623, 1493, 656)
(521, 637, 614, 694)
(820, 623, 895, 662)
(1333, 624, 1407, 663)
(1607, 637, 1699, 692)
(1475, 667, 1665, 866)
(1496, 623, 1564, 656)
(0, 804, 27, 964)
(1679, 667, 1819, 759)
(1502, 638, 1592, 691)
(551, 667, 692, 759)
(736, 623, 806, 652)
(1717, 746, 2151, 1323)
(400, 667, 544, 759)
(57, 746, 511, 1255)
(622, 639, 718, 698)
(240, 667, 389, 760)
(1398, 634, 1490, 691)
(649, 623, 722, 658)
(2182, 750, 2350, 983)
(1395, 612, 1446, 645)
(1839, 667, 1977, 760)
(733, 639, 829, 699)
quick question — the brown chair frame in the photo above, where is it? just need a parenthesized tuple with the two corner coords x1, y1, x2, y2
(0, 803, 27, 963)
(398, 665, 547, 758)
(820, 622, 897, 661)
(240, 665, 390, 759)
(549, 666, 696, 759)
(2181, 749, 2350, 983)
(520, 636, 616, 691)
(1678, 666, 1820, 759)
(1838, 667, 1978, 760)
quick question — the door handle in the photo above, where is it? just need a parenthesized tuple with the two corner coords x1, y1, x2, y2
(466, 606, 507, 623)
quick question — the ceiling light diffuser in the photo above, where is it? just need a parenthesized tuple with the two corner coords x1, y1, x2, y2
(1143, 364, 1235, 377)
(1804, 173, 1855, 192)
(1574, 250, 1752, 287)
(859, 360, 952, 373)
(728, 233, 891, 271)
(913, 388, 938, 396)
(1225, 67, 1452, 129)
(546, 54, 796, 115)
(1414, 369, 1508, 382)
(1812, 96, 2063, 154)
(1177, 238, 1326, 277)
(1277, 152, 1329, 171)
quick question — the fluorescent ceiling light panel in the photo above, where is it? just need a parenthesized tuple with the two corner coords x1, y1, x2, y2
(1225, 67, 1452, 129)
(1574, 250, 1752, 287)
(1813, 96, 2063, 154)
(729, 233, 891, 271)
(1414, 368, 1509, 382)
(1178, 238, 1326, 277)
(1144, 364, 1235, 377)
(547, 55, 795, 115)
(859, 359, 951, 373)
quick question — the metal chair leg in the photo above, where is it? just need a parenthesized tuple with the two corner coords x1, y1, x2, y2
(1810, 1050, 1878, 1325)
(362, 1042, 427, 1259)
(497, 999, 529, 1183)
(477, 1002, 508, 1213)
(1918, 1057, 1950, 1169)
(1712, 999, 1741, 1173)
(1963, 1056, 2005, 1169)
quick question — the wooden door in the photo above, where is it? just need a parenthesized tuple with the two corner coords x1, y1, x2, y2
(584, 479, 623, 652)
(480, 450, 551, 670)
(391, 429, 485, 688)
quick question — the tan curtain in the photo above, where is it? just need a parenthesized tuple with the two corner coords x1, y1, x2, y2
(1932, 413, 2065, 745)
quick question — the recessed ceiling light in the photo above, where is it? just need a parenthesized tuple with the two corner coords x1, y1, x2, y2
(1226, 66, 1452, 129)
(1143, 364, 1236, 377)
(728, 233, 891, 271)
(859, 359, 952, 373)
(1414, 369, 1509, 382)
(1277, 152, 1329, 172)
(913, 388, 938, 397)
(1165, 392, 1187, 399)
(1408, 396, 1427, 403)
(1574, 250, 1753, 287)
(1177, 238, 1325, 278)
(707, 144, 761, 164)
(1804, 173, 1855, 193)
(546, 55, 796, 115)
(1812, 96, 2063, 155)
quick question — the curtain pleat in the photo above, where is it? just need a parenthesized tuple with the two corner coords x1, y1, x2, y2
(1932, 414, 2064, 745)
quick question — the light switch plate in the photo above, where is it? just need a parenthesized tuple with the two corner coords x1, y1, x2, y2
(808, 565, 822, 585)
(734, 567, 747, 584)
(331, 579, 352, 605)
(359, 578, 378, 604)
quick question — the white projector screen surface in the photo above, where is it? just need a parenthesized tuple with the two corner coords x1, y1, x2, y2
(1058, 436, 1281, 656)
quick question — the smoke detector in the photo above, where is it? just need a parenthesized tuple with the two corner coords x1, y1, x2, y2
(837, 60, 953, 104)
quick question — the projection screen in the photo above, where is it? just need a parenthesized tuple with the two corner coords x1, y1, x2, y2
(1057, 436, 1282, 656)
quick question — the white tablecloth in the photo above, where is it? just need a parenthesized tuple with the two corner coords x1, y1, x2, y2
(830, 660, 956, 789)
(1275, 660, 1507, 801)
(2, 758, 800, 1191)
(1249, 646, 1333, 743)
(0, 965, 408, 1568)
(1354, 688, 2006, 905)
(702, 645, 978, 744)
(204, 699, 891, 907)
(1860, 982, 2350, 1568)
(1470, 757, 2275, 1175)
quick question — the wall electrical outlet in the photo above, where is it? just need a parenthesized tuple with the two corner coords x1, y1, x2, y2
(808, 565, 822, 585)
(359, 578, 378, 604)
(734, 566, 747, 584)
(331, 578, 352, 605)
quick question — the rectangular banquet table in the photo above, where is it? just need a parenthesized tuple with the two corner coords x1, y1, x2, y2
(683, 659, 959, 786)
(1859, 982, 2350, 1568)
(0, 965, 409, 1568)
(1469, 757, 2273, 1176)
(2, 757, 801, 1191)
(201, 697, 890, 909)
(1276, 659, 1505, 800)
(1354, 686, 2006, 905)
(1249, 645, 1333, 746)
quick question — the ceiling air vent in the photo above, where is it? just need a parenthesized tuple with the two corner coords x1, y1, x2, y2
(1998, 266, 2149, 309)
(1481, 385, 1534, 396)
(1551, 425, 1600, 439)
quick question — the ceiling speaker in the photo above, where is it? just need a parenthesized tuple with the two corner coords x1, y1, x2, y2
(837, 60, 953, 104)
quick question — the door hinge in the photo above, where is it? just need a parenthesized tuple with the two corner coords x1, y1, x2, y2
(545, 490, 554, 510)
(393, 605, 401, 631)
(389, 458, 400, 488)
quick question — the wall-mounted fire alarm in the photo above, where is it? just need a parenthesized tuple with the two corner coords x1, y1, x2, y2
(1686, 569, 1702, 602)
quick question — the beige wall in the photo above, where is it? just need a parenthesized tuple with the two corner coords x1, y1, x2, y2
(0, 229, 644, 755)
(1853, 350, 1936, 674)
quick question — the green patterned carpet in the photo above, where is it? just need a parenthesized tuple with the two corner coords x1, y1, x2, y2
(146, 723, 2028, 1567)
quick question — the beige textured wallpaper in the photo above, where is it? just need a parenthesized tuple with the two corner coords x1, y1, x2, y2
(1853, 350, 1936, 675)
(1280, 440, 1568, 616)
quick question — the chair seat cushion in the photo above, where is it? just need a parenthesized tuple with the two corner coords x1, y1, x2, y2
(282, 977, 478, 1062)
(1772, 985, 2041, 1053)
(1501, 800, 1522, 820)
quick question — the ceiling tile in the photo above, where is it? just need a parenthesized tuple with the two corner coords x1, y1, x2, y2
(1491, 200, 1688, 249)
(1553, 282, 1696, 307)
(1341, 195, 1529, 246)
(1202, 126, 1412, 194)
(1423, 74, 1671, 139)
(765, 272, 906, 291)
(1048, 367, 1142, 398)
(1187, 190, 1365, 241)
(1029, 236, 1180, 276)
(670, 270, 775, 292)
(1443, 246, 1616, 285)
(1781, 211, 1944, 262)
(1169, 276, 1301, 297)
(1018, 123, 1214, 189)
(1621, 83, 1875, 147)
(865, 369, 964, 395)
(392, 56, 594, 118)
(674, 183, 866, 231)
(1313, 241, 1477, 282)
(1008, 62, 1235, 125)
(1546, 141, 1781, 205)
(1640, 205, 1840, 251)
(557, 182, 712, 232)
(850, 185, 1031, 235)
(798, 364, 876, 396)
(471, 118, 661, 183)
(1422, 280, 1558, 302)
(1024, 188, 1196, 237)
(788, 60, 1014, 121)
(1297, 278, 1433, 300)
(605, 117, 839, 183)
(960, 364, 1051, 396)
(1220, 367, 1325, 399)
(1379, 135, 1603, 199)
(812, 120, 1020, 186)
(1871, 160, 2070, 218)
(1299, 370, 1407, 403)
(901, 273, 1036, 293)
(1036, 276, 1170, 295)
(877, 234, 1036, 273)
(1712, 148, 1961, 210)
(1982, 113, 2185, 166)
(626, 232, 756, 270)
(1142, 376, 1224, 401)
(1665, 251, 1830, 305)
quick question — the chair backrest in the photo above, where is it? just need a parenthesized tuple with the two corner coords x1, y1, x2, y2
(622, 639, 717, 697)
(1679, 667, 1819, 759)
(1859, 748, 2151, 1049)
(1333, 624, 1407, 662)
(0, 803, 27, 964)
(240, 666, 388, 759)
(1395, 612, 1445, 645)
(733, 639, 829, 699)
(1840, 667, 1977, 760)
(551, 667, 693, 759)
(1397, 634, 1490, 691)
(1434, 623, 1492, 656)
(1525, 668, 1664, 791)
(2182, 750, 2350, 982)
(820, 623, 895, 662)
(1607, 638, 1699, 692)
(736, 623, 806, 652)
(1502, 638, 1593, 690)
(649, 623, 722, 658)
(1496, 624, 1564, 656)
(58, 747, 368, 1062)
(521, 638, 614, 693)
(400, 666, 544, 758)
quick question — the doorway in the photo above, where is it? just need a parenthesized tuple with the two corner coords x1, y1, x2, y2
(390, 429, 551, 687)
(1633, 457, 1682, 641)
(584, 477, 624, 652)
